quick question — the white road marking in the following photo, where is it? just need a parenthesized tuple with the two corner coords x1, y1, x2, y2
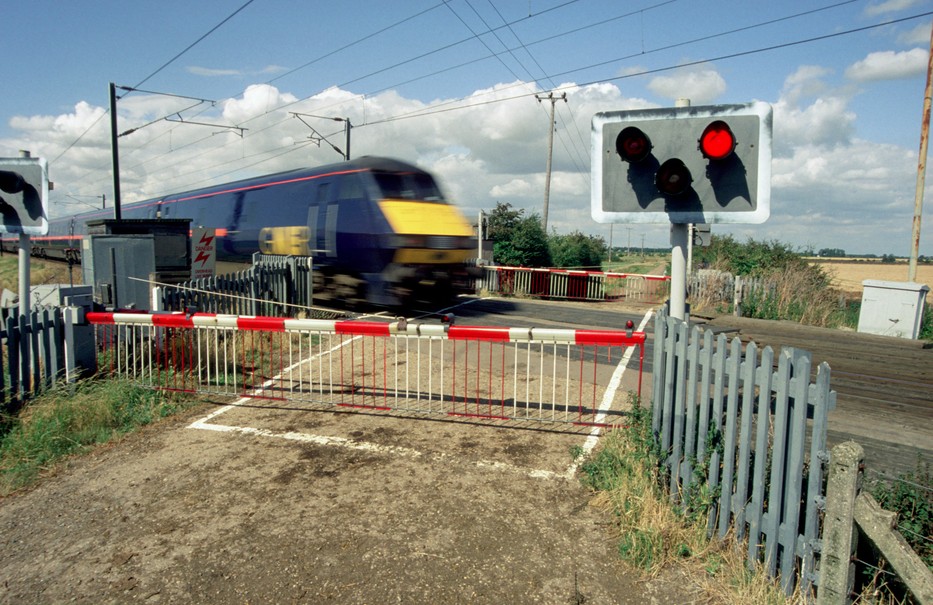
(564, 309, 654, 477)
(188, 304, 654, 482)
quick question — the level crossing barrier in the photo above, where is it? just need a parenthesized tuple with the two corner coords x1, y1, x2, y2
(86, 311, 646, 429)
(477, 266, 670, 303)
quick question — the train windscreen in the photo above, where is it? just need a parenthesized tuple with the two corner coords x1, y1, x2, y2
(372, 171, 444, 201)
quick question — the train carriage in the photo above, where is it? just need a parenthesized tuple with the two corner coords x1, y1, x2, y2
(25, 157, 478, 307)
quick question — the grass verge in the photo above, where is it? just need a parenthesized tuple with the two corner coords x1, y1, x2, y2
(0, 378, 198, 495)
(575, 398, 802, 604)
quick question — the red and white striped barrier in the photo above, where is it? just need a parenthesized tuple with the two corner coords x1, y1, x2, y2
(87, 311, 646, 347)
(87, 311, 646, 429)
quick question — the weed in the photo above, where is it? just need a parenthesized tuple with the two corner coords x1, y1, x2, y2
(0, 378, 197, 494)
(868, 460, 932, 570)
(691, 236, 848, 328)
(569, 444, 585, 462)
(577, 393, 803, 604)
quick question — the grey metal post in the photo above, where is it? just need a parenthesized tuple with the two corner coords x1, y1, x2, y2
(16, 150, 31, 317)
(344, 117, 351, 161)
(670, 224, 687, 320)
(17, 233, 30, 317)
(109, 82, 122, 220)
(478, 210, 484, 262)
(668, 98, 691, 321)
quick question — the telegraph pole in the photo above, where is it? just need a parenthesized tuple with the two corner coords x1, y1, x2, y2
(908, 21, 932, 282)
(536, 92, 566, 231)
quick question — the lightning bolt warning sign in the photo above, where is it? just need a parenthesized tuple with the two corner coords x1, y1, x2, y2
(191, 228, 217, 279)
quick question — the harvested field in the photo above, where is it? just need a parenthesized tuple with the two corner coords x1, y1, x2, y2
(812, 260, 933, 295)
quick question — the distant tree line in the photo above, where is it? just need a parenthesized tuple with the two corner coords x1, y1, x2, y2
(481, 203, 931, 269)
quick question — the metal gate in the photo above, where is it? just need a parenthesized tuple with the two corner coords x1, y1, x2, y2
(87, 311, 645, 429)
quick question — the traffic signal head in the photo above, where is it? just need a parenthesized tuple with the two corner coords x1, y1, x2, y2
(0, 157, 49, 235)
(591, 102, 772, 225)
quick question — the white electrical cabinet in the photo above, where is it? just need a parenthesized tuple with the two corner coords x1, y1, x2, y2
(857, 280, 929, 339)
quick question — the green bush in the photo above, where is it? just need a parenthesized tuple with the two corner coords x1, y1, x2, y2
(549, 230, 607, 269)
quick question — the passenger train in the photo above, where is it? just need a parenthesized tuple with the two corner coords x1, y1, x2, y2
(17, 157, 479, 307)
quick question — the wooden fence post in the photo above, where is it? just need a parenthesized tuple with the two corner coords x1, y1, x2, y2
(818, 441, 864, 605)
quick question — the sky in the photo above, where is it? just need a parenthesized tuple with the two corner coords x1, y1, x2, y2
(1, 0, 932, 258)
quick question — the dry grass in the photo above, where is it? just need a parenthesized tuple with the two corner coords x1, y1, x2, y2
(581, 421, 805, 604)
(0, 255, 81, 294)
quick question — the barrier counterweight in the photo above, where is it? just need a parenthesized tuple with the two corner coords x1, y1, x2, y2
(87, 312, 646, 429)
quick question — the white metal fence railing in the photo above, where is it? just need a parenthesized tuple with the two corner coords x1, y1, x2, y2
(87, 311, 646, 430)
(477, 266, 671, 303)
(652, 308, 835, 596)
(158, 253, 314, 316)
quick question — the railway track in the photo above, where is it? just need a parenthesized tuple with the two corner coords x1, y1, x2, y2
(701, 315, 932, 478)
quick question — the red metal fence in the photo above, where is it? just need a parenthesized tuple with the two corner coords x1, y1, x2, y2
(87, 311, 646, 429)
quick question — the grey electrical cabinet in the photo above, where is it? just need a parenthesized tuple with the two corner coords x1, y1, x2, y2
(81, 219, 192, 310)
(82, 235, 156, 310)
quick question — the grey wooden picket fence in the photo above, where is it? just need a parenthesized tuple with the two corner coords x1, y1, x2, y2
(0, 307, 86, 415)
(652, 308, 835, 595)
(158, 253, 313, 317)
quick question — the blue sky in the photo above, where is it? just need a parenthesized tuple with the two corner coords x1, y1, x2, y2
(1, 0, 931, 257)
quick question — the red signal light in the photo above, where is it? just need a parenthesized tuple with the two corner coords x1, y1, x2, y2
(655, 159, 692, 196)
(615, 126, 652, 163)
(699, 120, 736, 161)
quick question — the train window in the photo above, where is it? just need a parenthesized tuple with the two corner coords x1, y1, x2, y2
(317, 182, 331, 204)
(413, 173, 444, 201)
(337, 173, 364, 200)
(307, 205, 320, 254)
(372, 171, 444, 201)
(323, 203, 338, 257)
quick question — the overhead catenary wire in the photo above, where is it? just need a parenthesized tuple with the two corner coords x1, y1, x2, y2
(360, 10, 933, 128)
(50, 0, 854, 189)
(48, 2, 928, 209)
(49, 0, 258, 167)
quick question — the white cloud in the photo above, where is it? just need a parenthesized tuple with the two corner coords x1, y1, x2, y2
(221, 84, 299, 122)
(845, 48, 928, 82)
(772, 97, 856, 154)
(647, 65, 726, 104)
(898, 21, 933, 45)
(188, 64, 289, 78)
(1, 76, 929, 256)
(490, 178, 535, 198)
(187, 66, 242, 77)
(864, 0, 926, 17)
(781, 65, 833, 105)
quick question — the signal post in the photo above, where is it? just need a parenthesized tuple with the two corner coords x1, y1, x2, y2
(591, 101, 773, 320)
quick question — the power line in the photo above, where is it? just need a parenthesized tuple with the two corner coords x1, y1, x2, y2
(131, 0, 257, 91)
(50, 0, 257, 166)
(266, 2, 450, 85)
(361, 10, 933, 127)
(51, 3, 929, 207)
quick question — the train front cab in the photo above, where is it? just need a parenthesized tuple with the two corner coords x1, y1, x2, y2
(367, 169, 477, 307)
